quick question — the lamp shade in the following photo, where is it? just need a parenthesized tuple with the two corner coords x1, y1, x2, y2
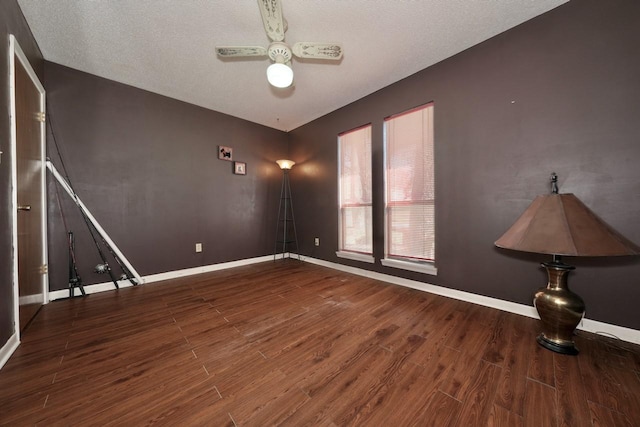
(495, 193, 640, 257)
(267, 63, 293, 88)
(276, 159, 295, 170)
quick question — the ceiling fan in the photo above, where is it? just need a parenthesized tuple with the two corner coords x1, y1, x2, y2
(215, 0, 343, 88)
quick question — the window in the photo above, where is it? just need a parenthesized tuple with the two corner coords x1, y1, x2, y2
(337, 125, 374, 263)
(382, 103, 436, 274)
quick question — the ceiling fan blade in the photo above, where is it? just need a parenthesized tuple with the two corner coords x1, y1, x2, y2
(216, 46, 268, 57)
(292, 43, 343, 60)
(257, 0, 285, 42)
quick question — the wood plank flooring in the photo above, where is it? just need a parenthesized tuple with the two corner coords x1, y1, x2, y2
(1, 260, 639, 425)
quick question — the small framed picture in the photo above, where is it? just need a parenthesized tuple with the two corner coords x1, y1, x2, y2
(234, 161, 247, 175)
(218, 145, 233, 161)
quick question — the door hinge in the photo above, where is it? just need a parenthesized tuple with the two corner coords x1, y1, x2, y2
(39, 264, 48, 274)
(35, 112, 46, 122)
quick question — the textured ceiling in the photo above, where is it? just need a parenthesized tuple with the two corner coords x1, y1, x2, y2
(17, 0, 567, 132)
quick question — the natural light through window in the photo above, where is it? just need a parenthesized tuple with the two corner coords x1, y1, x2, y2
(337, 125, 374, 263)
(383, 103, 436, 274)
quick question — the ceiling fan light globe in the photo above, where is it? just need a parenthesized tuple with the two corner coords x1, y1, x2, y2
(267, 63, 293, 88)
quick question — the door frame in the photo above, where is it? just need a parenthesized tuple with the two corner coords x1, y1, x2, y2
(9, 35, 48, 340)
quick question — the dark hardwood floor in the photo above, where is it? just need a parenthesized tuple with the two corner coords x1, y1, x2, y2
(1, 260, 639, 425)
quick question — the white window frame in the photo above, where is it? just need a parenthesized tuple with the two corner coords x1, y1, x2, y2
(382, 103, 437, 275)
(337, 124, 374, 263)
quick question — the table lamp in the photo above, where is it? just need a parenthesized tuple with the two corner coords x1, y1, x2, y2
(495, 173, 640, 354)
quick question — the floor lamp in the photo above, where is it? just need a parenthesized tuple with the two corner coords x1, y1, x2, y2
(274, 159, 299, 260)
(495, 173, 640, 355)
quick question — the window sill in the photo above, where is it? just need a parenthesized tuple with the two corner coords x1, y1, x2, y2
(381, 258, 437, 276)
(336, 251, 375, 264)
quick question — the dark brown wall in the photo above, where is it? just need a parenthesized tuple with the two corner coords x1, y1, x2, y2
(45, 63, 289, 291)
(0, 1, 44, 345)
(289, 0, 640, 330)
(4, 0, 639, 354)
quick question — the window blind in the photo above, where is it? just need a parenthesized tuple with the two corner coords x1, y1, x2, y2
(338, 125, 372, 255)
(384, 104, 435, 262)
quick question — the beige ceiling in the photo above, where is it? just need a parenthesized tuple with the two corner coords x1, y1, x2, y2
(17, 0, 567, 132)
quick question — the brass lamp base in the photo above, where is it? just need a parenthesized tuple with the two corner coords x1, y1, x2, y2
(536, 332, 579, 355)
(533, 260, 585, 355)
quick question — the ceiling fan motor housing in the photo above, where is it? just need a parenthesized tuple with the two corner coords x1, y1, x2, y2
(268, 42, 292, 64)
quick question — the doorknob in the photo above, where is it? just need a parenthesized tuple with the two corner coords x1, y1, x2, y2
(17, 205, 31, 211)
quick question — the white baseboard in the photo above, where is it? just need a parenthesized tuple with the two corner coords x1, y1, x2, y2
(46, 252, 640, 346)
(19, 293, 45, 305)
(49, 253, 286, 301)
(296, 254, 640, 346)
(142, 253, 286, 283)
(0, 332, 19, 370)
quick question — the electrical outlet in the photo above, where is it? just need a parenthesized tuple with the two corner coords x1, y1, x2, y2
(195, 243, 203, 253)
(314, 237, 320, 246)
